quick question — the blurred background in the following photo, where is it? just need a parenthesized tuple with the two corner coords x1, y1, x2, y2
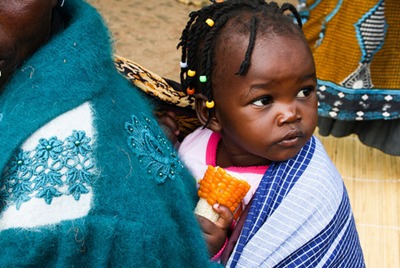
(88, 0, 400, 267)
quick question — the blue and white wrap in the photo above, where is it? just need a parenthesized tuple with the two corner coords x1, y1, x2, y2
(228, 136, 365, 267)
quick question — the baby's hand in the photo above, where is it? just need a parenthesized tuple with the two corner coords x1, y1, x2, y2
(196, 204, 233, 257)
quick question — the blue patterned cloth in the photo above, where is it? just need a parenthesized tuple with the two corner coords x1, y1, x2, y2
(1, 131, 94, 210)
(228, 137, 365, 267)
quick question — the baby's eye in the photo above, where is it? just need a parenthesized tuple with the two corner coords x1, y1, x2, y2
(252, 96, 273, 107)
(297, 87, 315, 98)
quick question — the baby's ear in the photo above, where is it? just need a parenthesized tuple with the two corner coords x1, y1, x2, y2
(195, 94, 222, 132)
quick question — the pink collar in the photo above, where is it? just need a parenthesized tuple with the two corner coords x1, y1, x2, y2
(206, 132, 268, 175)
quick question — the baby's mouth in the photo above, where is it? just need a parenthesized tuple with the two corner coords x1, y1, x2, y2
(277, 130, 303, 147)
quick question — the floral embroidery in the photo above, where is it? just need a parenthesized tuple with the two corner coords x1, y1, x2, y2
(65, 130, 92, 156)
(35, 137, 63, 161)
(0, 130, 95, 210)
(125, 113, 184, 184)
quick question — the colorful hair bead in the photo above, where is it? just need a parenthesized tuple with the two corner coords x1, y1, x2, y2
(206, 18, 215, 27)
(199, 75, 207, 83)
(186, 87, 195, 95)
(187, 69, 196, 77)
(180, 61, 188, 68)
(206, 100, 215, 109)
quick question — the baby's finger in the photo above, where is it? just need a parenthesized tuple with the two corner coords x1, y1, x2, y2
(213, 203, 233, 231)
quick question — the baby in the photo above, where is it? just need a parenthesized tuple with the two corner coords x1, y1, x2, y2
(171, 0, 366, 266)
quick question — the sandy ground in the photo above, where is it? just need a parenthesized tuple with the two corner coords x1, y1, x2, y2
(88, 0, 198, 82)
(87, 0, 296, 81)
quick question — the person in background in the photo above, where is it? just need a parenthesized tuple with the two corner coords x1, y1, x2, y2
(300, 0, 400, 155)
(172, 0, 365, 266)
(0, 0, 219, 266)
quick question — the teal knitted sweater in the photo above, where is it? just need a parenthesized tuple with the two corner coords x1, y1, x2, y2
(0, 0, 218, 267)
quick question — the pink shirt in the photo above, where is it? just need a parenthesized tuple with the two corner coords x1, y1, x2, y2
(178, 127, 269, 206)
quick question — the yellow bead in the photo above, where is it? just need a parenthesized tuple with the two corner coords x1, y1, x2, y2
(206, 100, 215, 109)
(187, 69, 196, 77)
(206, 18, 214, 27)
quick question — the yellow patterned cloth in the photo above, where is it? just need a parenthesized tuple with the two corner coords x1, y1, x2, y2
(302, 0, 400, 155)
(304, 0, 400, 90)
(114, 56, 201, 140)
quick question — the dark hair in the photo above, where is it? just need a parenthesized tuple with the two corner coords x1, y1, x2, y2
(177, 0, 303, 125)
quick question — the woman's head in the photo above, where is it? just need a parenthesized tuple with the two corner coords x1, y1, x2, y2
(0, 0, 59, 89)
(178, 0, 317, 165)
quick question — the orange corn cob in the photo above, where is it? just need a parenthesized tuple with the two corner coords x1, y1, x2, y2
(194, 165, 251, 222)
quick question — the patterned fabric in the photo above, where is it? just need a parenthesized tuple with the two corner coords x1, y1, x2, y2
(125, 113, 185, 184)
(227, 137, 365, 267)
(301, 0, 400, 155)
(303, 0, 400, 121)
(115, 57, 195, 110)
(115, 56, 201, 140)
(0, 102, 97, 231)
(0, 130, 94, 210)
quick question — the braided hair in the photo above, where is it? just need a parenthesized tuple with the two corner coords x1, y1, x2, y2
(178, 0, 304, 126)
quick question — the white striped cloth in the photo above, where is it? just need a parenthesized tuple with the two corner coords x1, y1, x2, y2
(227, 136, 365, 267)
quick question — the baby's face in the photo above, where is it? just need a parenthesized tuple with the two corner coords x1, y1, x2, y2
(211, 34, 317, 166)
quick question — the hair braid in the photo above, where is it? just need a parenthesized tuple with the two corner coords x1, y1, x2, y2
(200, 14, 229, 99)
(280, 3, 303, 27)
(200, 13, 231, 127)
(236, 16, 258, 75)
(178, 12, 198, 85)
(196, 1, 256, 98)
